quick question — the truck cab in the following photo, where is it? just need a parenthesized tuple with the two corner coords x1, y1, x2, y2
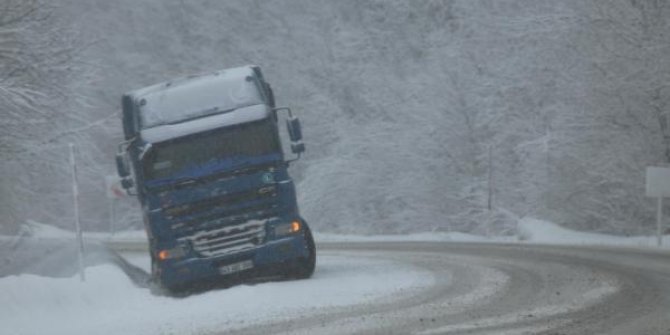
(116, 65, 315, 292)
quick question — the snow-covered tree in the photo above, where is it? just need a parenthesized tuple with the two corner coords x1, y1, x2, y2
(0, 0, 111, 234)
(3, 0, 668, 236)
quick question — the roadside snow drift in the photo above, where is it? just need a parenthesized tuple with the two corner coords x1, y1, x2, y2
(0, 253, 432, 335)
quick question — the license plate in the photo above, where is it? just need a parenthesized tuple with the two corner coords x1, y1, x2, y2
(219, 260, 254, 275)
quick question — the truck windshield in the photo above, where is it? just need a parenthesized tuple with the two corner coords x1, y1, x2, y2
(142, 118, 280, 181)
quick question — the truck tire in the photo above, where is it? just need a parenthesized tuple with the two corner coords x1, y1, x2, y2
(149, 258, 182, 296)
(287, 223, 316, 279)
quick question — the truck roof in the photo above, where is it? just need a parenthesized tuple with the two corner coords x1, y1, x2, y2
(128, 65, 265, 129)
(140, 104, 270, 144)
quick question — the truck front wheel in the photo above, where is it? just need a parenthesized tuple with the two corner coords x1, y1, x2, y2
(286, 223, 316, 279)
(149, 258, 183, 295)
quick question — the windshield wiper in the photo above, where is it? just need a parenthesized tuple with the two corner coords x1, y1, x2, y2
(138, 143, 153, 161)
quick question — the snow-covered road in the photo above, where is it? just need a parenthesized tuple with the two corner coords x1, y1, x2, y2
(2, 239, 670, 334)
(226, 243, 670, 335)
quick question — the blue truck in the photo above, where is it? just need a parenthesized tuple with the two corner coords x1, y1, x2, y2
(115, 65, 315, 292)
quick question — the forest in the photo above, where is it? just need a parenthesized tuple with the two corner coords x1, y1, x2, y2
(1, 0, 669, 236)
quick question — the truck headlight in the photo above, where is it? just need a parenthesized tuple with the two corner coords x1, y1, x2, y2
(274, 221, 301, 236)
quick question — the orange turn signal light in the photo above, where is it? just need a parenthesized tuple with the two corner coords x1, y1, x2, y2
(158, 250, 170, 261)
(291, 221, 301, 233)
(274, 221, 302, 236)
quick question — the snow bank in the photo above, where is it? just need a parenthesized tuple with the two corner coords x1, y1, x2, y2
(0, 254, 431, 335)
(516, 217, 670, 248)
(316, 218, 670, 249)
(314, 232, 509, 243)
(0, 220, 145, 242)
(20, 220, 72, 238)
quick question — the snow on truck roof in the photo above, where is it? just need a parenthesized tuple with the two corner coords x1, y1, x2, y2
(129, 65, 265, 129)
(141, 104, 270, 143)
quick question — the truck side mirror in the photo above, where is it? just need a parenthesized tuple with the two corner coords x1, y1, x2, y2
(291, 142, 305, 154)
(116, 153, 130, 178)
(120, 177, 134, 190)
(286, 116, 303, 142)
(273, 107, 305, 161)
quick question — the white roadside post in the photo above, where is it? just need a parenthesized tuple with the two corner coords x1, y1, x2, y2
(69, 143, 86, 282)
(645, 166, 670, 247)
(486, 144, 494, 238)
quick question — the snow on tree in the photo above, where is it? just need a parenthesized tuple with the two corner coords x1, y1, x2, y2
(0, 0, 122, 234)
(3, 0, 669, 236)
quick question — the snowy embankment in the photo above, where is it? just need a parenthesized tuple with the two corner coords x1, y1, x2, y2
(0, 253, 431, 335)
(318, 218, 670, 249)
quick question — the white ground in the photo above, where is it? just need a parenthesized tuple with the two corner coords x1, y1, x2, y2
(0, 253, 431, 335)
(2, 218, 668, 335)
(318, 217, 670, 249)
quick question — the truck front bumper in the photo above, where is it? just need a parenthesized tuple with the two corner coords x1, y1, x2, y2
(156, 233, 308, 289)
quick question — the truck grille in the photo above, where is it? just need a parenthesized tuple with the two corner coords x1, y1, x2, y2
(164, 185, 278, 219)
(179, 220, 267, 258)
(165, 184, 280, 258)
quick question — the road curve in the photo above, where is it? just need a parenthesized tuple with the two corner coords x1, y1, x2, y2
(223, 242, 670, 335)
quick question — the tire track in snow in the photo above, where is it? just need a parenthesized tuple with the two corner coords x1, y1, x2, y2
(225, 242, 670, 335)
